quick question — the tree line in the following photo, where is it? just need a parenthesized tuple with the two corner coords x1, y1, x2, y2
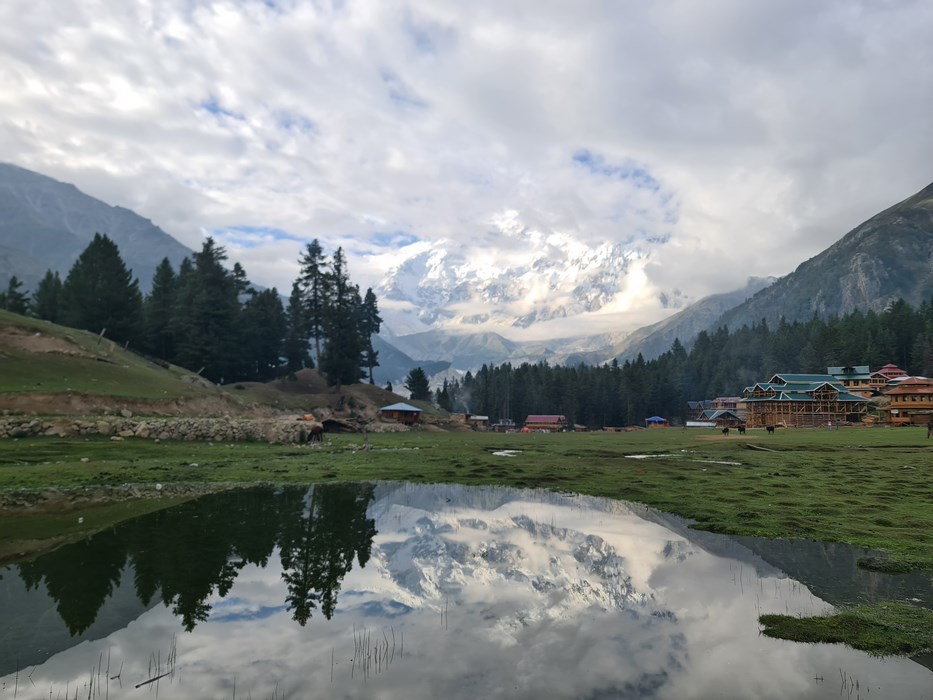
(438, 299, 933, 428)
(1, 233, 381, 386)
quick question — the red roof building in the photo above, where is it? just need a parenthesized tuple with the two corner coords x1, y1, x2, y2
(523, 415, 569, 432)
(870, 364, 908, 393)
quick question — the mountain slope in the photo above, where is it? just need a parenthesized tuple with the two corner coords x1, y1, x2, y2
(717, 181, 933, 329)
(0, 163, 193, 293)
(369, 335, 451, 386)
(612, 276, 775, 361)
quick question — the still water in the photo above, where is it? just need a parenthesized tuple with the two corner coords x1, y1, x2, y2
(1, 483, 931, 699)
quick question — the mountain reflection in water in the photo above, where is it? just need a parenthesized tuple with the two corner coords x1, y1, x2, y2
(0, 482, 930, 699)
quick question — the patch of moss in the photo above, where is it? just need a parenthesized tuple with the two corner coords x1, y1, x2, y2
(760, 601, 933, 656)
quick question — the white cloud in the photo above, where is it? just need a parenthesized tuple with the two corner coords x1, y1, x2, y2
(2, 0, 932, 336)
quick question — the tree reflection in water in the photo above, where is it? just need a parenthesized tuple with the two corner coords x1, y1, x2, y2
(16, 484, 377, 634)
(279, 483, 377, 625)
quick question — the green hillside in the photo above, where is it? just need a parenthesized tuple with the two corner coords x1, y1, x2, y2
(0, 309, 214, 399)
(0, 309, 423, 419)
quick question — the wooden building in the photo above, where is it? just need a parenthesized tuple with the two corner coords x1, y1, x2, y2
(466, 414, 490, 430)
(686, 400, 713, 421)
(870, 363, 908, 393)
(523, 414, 569, 432)
(827, 365, 873, 397)
(704, 409, 745, 428)
(380, 402, 423, 425)
(687, 397, 747, 426)
(742, 373, 868, 428)
(881, 376, 933, 426)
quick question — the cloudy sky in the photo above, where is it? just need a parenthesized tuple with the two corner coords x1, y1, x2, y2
(2, 0, 932, 337)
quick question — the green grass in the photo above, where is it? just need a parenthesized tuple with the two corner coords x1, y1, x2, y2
(2, 426, 932, 566)
(2, 425, 932, 654)
(760, 602, 933, 656)
(0, 309, 216, 399)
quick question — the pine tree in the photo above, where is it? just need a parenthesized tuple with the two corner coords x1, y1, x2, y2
(298, 240, 328, 365)
(31, 270, 63, 322)
(231, 262, 253, 298)
(405, 367, 431, 401)
(436, 379, 453, 411)
(143, 258, 177, 361)
(359, 287, 382, 383)
(319, 248, 365, 387)
(60, 233, 143, 344)
(171, 238, 241, 383)
(241, 288, 287, 380)
(0, 275, 30, 315)
(284, 280, 312, 371)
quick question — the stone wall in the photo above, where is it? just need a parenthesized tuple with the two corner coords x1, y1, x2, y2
(0, 415, 332, 443)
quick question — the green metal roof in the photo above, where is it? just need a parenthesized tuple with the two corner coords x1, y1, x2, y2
(769, 373, 838, 384)
(828, 365, 870, 379)
(703, 409, 745, 420)
(745, 390, 867, 403)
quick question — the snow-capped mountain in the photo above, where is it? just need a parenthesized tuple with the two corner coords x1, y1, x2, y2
(376, 210, 685, 338)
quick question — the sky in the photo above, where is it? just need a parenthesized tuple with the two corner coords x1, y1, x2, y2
(2, 0, 932, 339)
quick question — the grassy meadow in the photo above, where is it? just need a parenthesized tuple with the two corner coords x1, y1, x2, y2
(2, 424, 932, 655)
(3, 425, 932, 566)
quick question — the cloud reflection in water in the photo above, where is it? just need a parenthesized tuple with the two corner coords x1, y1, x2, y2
(2, 482, 931, 699)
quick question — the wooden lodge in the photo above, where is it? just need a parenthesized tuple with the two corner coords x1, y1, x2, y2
(870, 363, 907, 392)
(523, 414, 569, 432)
(687, 395, 747, 427)
(380, 402, 422, 425)
(827, 365, 873, 398)
(742, 373, 868, 428)
(881, 376, 933, 426)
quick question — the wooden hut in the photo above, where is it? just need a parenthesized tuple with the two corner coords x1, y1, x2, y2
(380, 402, 423, 425)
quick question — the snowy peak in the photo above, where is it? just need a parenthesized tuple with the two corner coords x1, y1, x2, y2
(376, 210, 659, 336)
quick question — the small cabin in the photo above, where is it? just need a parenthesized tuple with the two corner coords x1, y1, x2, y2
(380, 402, 423, 425)
(466, 414, 490, 430)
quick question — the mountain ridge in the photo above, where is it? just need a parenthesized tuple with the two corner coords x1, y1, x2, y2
(0, 163, 193, 293)
(716, 181, 933, 331)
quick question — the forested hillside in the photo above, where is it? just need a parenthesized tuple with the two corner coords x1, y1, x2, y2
(446, 299, 933, 428)
(0, 235, 381, 388)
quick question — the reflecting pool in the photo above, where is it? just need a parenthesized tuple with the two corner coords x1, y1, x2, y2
(1, 483, 931, 699)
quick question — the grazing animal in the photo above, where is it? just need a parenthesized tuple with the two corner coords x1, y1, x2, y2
(766, 425, 775, 435)
(737, 425, 746, 435)
(721, 427, 730, 436)
(309, 424, 324, 443)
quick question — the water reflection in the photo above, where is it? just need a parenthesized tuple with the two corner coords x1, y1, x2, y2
(1, 482, 931, 699)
